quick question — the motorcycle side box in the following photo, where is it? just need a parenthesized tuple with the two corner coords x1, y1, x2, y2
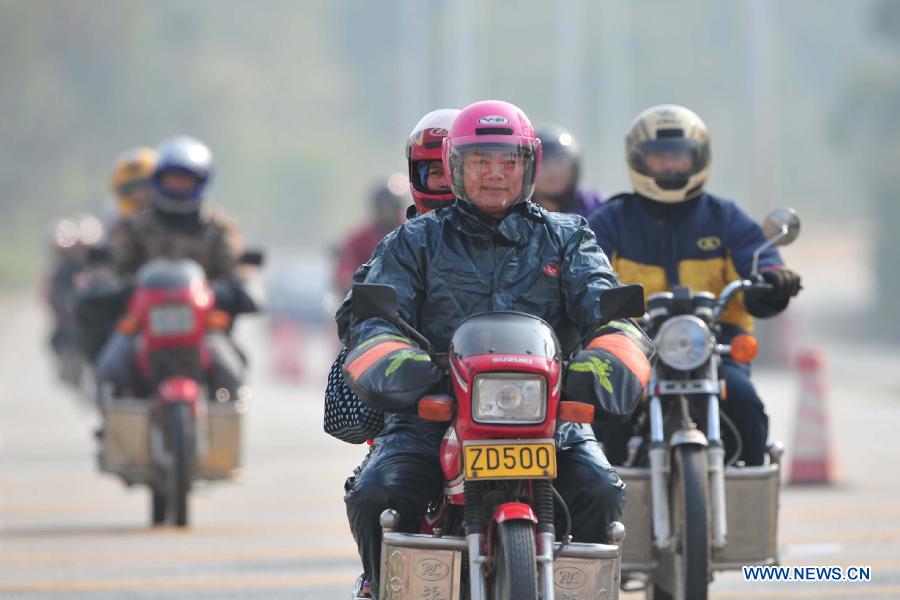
(101, 397, 153, 474)
(616, 467, 656, 572)
(380, 532, 464, 600)
(617, 461, 781, 576)
(554, 541, 621, 599)
(713, 463, 780, 568)
(378, 530, 621, 599)
(196, 399, 244, 479)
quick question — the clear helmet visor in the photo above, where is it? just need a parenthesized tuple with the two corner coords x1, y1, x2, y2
(447, 136, 539, 211)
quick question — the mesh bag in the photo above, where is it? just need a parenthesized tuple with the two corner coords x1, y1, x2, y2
(324, 346, 384, 444)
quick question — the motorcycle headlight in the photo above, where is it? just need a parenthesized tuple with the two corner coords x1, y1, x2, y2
(655, 315, 713, 371)
(149, 304, 195, 336)
(472, 373, 546, 424)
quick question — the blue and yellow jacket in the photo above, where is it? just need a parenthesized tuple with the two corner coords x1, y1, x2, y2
(588, 192, 784, 334)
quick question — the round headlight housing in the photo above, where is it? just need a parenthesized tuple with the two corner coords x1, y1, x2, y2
(655, 315, 713, 370)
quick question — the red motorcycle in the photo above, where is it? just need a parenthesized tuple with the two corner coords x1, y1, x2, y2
(352, 283, 643, 600)
(98, 257, 255, 527)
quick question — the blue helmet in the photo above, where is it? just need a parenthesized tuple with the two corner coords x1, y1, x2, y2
(152, 136, 213, 214)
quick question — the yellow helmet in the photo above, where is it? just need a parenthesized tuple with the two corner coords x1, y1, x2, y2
(110, 146, 158, 216)
(625, 104, 711, 203)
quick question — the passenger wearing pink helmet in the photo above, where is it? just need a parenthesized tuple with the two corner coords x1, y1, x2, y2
(340, 100, 655, 598)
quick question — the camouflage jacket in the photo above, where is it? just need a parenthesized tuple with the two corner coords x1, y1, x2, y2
(110, 207, 244, 281)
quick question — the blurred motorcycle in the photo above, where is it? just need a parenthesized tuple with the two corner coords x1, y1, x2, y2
(614, 209, 801, 600)
(97, 257, 256, 527)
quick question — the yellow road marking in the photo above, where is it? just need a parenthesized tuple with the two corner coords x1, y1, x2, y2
(0, 520, 350, 539)
(0, 570, 360, 592)
(711, 586, 900, 598)
(780, 527, 900, 545)
(781, 504, 900, 521)
(0, 545, 358, 565)
(0, 494, 343, 515)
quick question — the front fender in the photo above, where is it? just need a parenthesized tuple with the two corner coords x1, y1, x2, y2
(670, 428, 708, 448)
(492, 502, 538, 525)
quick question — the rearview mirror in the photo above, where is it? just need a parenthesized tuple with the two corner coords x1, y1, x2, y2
(601, 284, 646, 322)
(352, 283, 400, 322)
(240, 249, 265, 267)
(752, 208, 801, 275)
(762, 208, 801, 247)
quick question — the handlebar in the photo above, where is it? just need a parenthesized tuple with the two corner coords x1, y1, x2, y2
(712, 278, 773, 320)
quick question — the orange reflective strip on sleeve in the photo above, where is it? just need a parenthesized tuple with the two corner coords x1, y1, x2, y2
(346, 341, 411, 380)
(587, 333, 652, 387)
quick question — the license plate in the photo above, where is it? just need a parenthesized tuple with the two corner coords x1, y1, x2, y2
(463, 440, 556, 480)
(149, 304, 195, 336)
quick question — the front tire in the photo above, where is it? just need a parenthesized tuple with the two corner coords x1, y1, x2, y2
(654, 444, 710, 600)
(151, 488, 166, 526)
(491, 520, 538, 600)
(166, 403, 194, 527)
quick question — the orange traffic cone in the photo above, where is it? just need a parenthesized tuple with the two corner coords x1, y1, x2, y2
(787, 350, 838, 485)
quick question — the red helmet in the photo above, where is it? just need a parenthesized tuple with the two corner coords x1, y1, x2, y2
(406, 108, 460, 214)
(442, 100, 541, 214)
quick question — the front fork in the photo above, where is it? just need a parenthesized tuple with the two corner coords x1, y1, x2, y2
(647, 358, 728, 551)
(706, 355, 728, 550)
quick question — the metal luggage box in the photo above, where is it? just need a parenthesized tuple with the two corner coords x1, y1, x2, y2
(617, 462, 780, 574)
(379, 531, 621, 599)
(617, 467, 656, 571)
(102, 398, 152, 472)
(713, 463, 780, 568)
(197, 399, 245, 479)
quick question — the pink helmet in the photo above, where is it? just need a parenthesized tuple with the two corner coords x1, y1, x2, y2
(406, 108, 460, 214)
(442, 100, 542, 211)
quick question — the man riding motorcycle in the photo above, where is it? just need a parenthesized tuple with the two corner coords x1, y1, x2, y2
(340, 100, 655, 598)
(588, 104, 802, 467)
(533, 125, 605, 217)
(94, 135, 258, 400)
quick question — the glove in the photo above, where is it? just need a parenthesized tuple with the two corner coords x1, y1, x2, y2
(744, 268, 801, 318)
(564, 320, 655, 423)
(212, 279, 259, 315)
(760, 268, 802, 299)
(342, 334, 444, 413)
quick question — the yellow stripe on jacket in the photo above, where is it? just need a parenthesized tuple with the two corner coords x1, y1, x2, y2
(612, 254, 754, 331)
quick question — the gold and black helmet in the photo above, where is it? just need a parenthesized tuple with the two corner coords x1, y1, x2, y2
(626, 104, 710, 203)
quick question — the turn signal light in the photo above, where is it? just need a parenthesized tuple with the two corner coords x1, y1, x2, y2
(558, 401, 595, 424)
(418, 395, 455, 422)
(206, 309, 232, 331)
(116, 315, 139, 334)
(730, 334, 759, 363)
